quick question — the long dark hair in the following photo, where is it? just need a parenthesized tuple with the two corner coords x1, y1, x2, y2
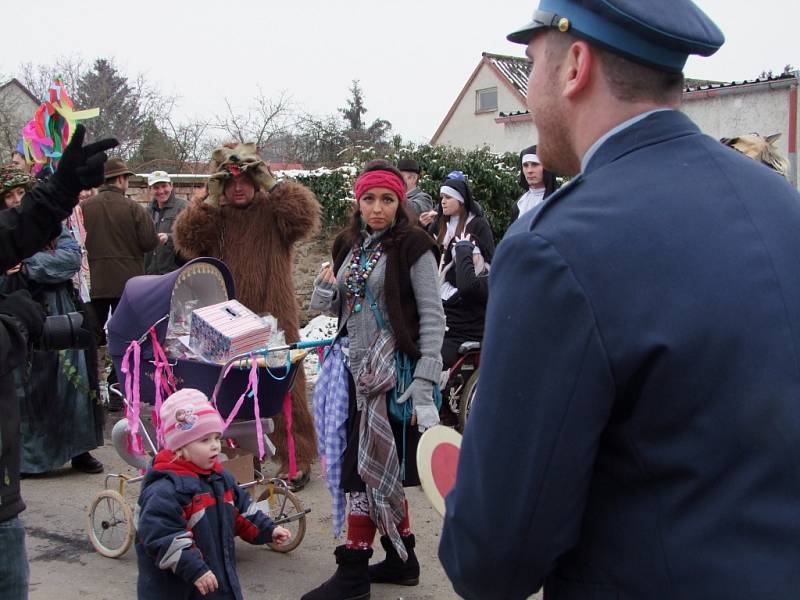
(340, 159, 414, 249)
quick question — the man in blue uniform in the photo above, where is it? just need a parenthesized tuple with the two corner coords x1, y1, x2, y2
(439, 2, 800, 599)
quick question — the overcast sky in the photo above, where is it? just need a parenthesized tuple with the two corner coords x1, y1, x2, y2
(1, 0, 797, 143)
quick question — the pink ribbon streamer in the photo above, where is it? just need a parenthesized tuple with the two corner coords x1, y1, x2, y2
(150, 328, 176, 448)
(120, 341, 144, 456)
(221, 356, 266, 460)
(283, 391, 297, 479)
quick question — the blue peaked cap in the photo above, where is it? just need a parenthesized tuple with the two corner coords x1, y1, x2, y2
(507, 0, 724, 73)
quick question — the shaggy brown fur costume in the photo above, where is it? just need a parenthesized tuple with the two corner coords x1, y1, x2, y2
(173, 181, 321, 473)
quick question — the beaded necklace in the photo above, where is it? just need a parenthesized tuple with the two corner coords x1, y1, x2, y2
(344, 241, 385, 314)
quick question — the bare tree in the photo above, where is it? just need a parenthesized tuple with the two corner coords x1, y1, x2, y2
(160, 111, 217, 173)
(213, 88, 293, 153)
(19, 55, 87, 101)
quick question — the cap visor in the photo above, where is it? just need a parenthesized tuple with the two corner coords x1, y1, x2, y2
(507, 20, 545, 44)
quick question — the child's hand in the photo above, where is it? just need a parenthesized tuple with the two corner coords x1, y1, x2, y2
(271, 526, 292, 545)
(194, 570, 218, 596)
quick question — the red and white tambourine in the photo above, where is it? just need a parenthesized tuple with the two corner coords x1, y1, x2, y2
(416, 425, 462, 516)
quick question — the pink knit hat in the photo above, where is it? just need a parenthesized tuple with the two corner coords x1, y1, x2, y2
(159, 388, 226, 451)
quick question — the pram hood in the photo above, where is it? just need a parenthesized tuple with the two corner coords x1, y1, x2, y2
(107, 257, 235, 358)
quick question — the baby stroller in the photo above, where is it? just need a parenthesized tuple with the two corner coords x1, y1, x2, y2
(86, 257, 330, 558)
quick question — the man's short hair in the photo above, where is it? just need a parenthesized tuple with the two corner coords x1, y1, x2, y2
(546, 32, 684, 104)
(596, 47, 685, 104)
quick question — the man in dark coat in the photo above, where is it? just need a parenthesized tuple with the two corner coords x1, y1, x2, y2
(397, 158, 434, 219)
(440, 2, 800, 599)
(0, 126, 116, 599)
(82, 158, 159, 343)
(144, 171, 187, 275)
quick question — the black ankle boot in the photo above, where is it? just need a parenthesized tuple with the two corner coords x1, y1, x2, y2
(71, 452, 103, 474)
(301, 545, 372, 600)
(368, 534, 420, 586)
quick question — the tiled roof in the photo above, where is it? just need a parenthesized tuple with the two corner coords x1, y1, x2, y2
(684, 72, 796, 92)
(482, 53, 531, 96)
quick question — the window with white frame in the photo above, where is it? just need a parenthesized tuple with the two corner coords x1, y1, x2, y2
(475, 87, 498, 113)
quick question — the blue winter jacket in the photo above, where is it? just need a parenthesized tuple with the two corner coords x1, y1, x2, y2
(136, 450, 276, 600)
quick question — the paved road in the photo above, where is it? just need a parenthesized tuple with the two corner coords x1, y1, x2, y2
(20, 424, 461, 600)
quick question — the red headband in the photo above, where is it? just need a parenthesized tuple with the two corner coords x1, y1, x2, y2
(354, 170, 406, 203)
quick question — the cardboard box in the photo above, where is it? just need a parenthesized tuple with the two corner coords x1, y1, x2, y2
(189, 299, 271, 363)
(221, 447, 258, 485)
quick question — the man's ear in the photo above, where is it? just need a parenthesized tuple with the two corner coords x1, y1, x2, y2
(562, 40, 594, 100)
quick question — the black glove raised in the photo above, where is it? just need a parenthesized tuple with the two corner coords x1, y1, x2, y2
(0, 289, 46, 341)
(51, 124, 119, 199)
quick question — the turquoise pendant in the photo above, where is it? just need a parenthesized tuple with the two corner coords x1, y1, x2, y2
(354, 303, 362, 313)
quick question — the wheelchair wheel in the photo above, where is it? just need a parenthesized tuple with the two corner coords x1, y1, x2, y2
(458, 370, 479, 432)
(87, 489, 135, 558)
(256, 484, 307, 553)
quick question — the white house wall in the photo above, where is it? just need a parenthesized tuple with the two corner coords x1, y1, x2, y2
(435, 64, 531, 153)
(0, 83, 38, 162)
(681, 84, 799, 188)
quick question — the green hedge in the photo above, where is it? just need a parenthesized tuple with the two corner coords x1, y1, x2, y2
(284, 144, 523, 239)
(396, 145, 520, 240)
(290, 167, 357, 232)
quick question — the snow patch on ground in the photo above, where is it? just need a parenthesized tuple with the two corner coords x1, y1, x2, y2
(299, 315, 338, 384)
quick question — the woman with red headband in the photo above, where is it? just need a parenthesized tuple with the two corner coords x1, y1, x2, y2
(306, 159, 444, 599)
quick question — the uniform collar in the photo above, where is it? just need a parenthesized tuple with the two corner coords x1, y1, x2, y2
(580, 108, 675, 173)
(581, 108, 700, 175)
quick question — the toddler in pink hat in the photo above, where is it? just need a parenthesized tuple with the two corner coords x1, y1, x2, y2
(136, 388, 291, 598)
(160, 388, 226, 467)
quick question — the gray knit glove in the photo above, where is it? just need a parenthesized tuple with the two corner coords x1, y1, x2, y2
(397, 378, 440, 432)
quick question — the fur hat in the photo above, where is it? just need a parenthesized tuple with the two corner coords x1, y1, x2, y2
(159, 388, 226, 451)
(206, 142, 276, 207)
(0, 164, 35, 196)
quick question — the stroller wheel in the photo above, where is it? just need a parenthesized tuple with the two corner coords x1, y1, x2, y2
(256, 484, 307, 553)
(87, 489, 135, 558)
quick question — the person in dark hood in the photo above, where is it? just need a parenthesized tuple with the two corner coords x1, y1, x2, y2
(435, 175, 495, 368)
(512, 144, 560, 221)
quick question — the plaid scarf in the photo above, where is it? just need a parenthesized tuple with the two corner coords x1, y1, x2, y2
(356, 328, 408, 561)
(312, 338, 351, 538)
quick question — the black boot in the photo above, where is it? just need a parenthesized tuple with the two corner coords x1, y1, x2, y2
(301, 545, 372, 600)
(368, 534, 419, 586)
(71, 452, 104, 474)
